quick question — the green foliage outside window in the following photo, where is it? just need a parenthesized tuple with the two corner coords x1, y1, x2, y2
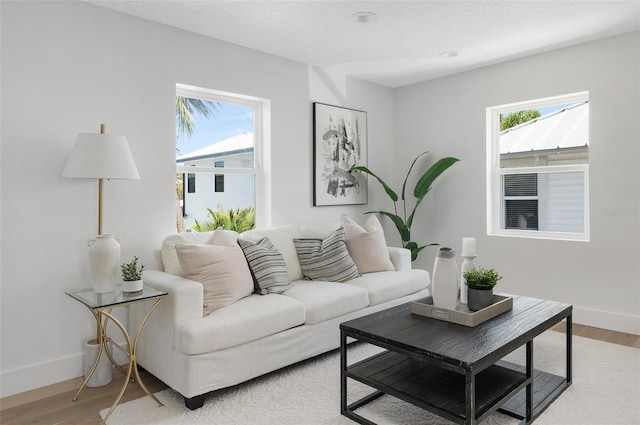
(500, 109, 541, 131)
(192, 207, 256, 233)
(176, 96, 219, 139)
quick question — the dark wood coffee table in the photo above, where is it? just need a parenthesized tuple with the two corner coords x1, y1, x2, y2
(340, 294, 572, 425)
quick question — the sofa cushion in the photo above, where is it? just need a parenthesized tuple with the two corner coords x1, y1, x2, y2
(281, 281, 369, 325)
(293, 227, 360, 282)
(161, 231, 213, 276)
(238, 237, 292, 294)
(240, 225, 304, 281)
(175, 243, 254, 316)
(346, 269, 430, 306)
(342, 214, 395, 274)
(174, 294, 306, 354)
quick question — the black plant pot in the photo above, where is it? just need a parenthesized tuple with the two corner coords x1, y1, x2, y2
(467, 288, 494, 311)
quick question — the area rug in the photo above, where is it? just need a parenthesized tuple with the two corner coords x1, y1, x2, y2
(102, 330, 640, 424)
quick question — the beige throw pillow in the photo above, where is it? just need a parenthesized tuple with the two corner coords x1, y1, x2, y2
(341, 214, 395, 274)
(206, 228, 240, 247)
(175, 243, 254, 316)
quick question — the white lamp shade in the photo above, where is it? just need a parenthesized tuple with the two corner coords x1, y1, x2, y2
(62, 133, 140, 180)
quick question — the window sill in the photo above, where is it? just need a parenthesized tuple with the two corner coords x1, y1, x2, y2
(488, 229, 589, 242)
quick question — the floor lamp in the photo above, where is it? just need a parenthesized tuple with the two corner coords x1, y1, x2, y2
(62, 123, 140, 386)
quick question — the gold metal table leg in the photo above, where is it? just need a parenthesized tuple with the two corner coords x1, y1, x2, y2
(97, 298, 165, 424)
(101, 312, 127, 377)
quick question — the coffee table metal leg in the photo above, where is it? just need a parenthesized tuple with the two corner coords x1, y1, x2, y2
(526, 340, 533, 422)
(341, 332, 381, 425)
(340, 331, 347, 415)
(465, 371, 477, 424)
(566, 314, 572, 384)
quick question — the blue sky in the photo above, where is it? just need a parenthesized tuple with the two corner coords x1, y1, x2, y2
(176, 102, 254, 155)
(537, 103, 575, 117)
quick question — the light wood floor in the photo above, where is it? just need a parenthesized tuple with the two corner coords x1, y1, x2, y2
(1, 325, 638, 425)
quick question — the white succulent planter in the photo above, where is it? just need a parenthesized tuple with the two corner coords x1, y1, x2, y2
(122, 279, 143, 294)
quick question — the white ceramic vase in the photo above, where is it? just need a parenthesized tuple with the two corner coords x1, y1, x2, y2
(87, 234, 120, 293)
(431, 247, 459, 310)
(459, 256, 477, 305)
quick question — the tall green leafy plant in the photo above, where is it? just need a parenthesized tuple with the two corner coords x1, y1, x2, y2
(352, 152, 459, 261)
(192, 206, 256, 233)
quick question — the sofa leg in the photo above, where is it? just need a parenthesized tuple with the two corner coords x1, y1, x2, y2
(184, 394, 206, 410)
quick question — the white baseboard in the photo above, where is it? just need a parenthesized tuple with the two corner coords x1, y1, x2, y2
(0, 340, 129, 399)
(573, 305, 640, 335)
(0, 353, 83, 399)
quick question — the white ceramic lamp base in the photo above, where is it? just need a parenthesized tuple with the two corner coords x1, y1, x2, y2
(83, 338, 113, 387)
(87, 234, 120, 293)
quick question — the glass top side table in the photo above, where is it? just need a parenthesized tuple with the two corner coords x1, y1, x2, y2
(66, 285, 167, 424)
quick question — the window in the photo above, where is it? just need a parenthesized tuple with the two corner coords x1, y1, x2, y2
(214, 161, 224, 193)
(187, 173, 196, 193)
(487, 92, 589, 241)
(176, 84, 270, 232)
(504, 174, 538, 230)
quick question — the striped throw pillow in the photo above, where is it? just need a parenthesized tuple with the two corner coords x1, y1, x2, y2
(293, 227, 361, 282)
(237, 237, 292, 294)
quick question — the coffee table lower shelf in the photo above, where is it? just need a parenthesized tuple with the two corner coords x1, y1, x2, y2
(344, 350, 568, 425)
(496, 361, 570, 421)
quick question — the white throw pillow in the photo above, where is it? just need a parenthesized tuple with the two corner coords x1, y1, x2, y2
(175, 243, 254, 316)
(161, 231, 213, 276)
(341, 214, 395, 274)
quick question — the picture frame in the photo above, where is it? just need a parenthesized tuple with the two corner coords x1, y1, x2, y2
(313, 102, 368, 206)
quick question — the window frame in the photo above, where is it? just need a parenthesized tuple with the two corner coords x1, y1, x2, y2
(486, 91, 590, 241)
(176, 83, 271, 228)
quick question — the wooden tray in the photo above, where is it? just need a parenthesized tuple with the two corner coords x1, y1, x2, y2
(411, 295, 513, 327)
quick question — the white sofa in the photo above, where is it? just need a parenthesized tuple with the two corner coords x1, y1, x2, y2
(130, 219, 430, 409)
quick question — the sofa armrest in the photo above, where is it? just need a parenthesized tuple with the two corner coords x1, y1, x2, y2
(388, 247, 412, 271)
(129, 270, 203, 392)
(143, 270, 204, 324)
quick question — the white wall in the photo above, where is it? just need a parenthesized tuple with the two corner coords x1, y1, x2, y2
(0, 1, 394, 397)
(395, 32, 640, 335)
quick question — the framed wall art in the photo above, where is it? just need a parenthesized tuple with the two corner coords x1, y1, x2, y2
(313, 102, 368, 206)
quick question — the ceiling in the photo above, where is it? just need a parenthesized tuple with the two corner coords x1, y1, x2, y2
(88, 0, 640, 88)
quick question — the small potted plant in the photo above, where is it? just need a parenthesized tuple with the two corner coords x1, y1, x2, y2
(463, 267, 502, 311)
(121, 256, 145, 294)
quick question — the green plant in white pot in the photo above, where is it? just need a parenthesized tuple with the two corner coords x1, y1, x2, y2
(463, 267, 502, 311)
(121, 256, 145, 294)
(351, 152, 459, 261)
